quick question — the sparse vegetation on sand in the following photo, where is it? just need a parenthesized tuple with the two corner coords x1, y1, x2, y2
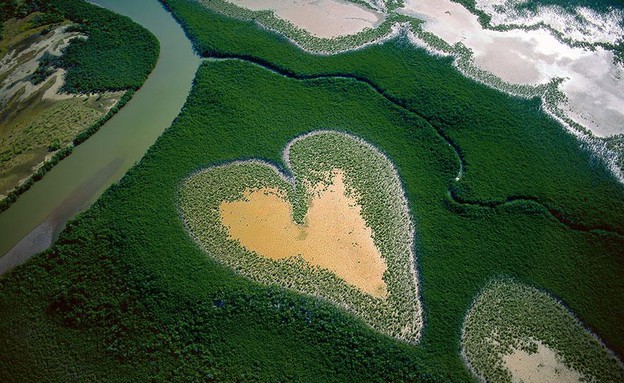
(0, 92, 122, 195)
(180, 131, 422, 343)
(461, 280, 624, 383)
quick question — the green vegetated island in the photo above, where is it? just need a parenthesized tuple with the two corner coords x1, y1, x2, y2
(0, 0, 623, 382)
(0, 0, 158, 211)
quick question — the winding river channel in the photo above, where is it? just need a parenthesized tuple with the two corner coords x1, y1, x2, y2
(0, 0, 200, 274)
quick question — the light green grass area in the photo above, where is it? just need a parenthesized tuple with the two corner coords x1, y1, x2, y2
(0, 83, 121, 196)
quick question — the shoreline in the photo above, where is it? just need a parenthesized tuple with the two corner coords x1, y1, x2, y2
(0, 0, 200, 272)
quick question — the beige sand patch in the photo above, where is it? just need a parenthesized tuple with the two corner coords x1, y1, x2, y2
(219, 170, 387, 298)
(225, 0, 384, 38)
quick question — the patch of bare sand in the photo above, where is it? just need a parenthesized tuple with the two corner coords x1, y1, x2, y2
(219, 170, 388, 298)
(224, 0, 384, 38)
(41, 68, 74, 101)
(503, 342, 583, 383)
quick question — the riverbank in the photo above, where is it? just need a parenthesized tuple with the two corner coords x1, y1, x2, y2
(0, 0, 199, 271)
(0, 0, 623, 380)
(0, 0, 159, 213)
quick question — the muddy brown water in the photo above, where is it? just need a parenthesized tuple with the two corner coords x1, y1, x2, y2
(0, 0, 200, 275)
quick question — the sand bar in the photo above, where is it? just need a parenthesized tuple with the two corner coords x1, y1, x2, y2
(0, 25, 84, 108)
(503, 342, 583, 383)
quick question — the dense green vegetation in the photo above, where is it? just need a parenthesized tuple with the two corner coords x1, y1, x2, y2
(0, 60, 450, 382)
(49, 0, 159, 93)
(163, 0, 624, 238)
(29, 51, 60, 85)
(1, 54, 623, 380)
(0, 0, 623, 381)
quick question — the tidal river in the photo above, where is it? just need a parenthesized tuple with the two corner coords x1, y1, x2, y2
(0, 0, 200, 274)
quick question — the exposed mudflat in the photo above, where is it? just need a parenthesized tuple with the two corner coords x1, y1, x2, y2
(399, 0, 624, 137)
(477, 0, 624, 45)
(225, 0, 384, 38)
(219, 170, 388, 298)
(0, 22, 122, 198)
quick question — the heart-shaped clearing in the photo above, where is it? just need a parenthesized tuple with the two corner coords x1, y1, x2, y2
(220, 169, 387, 298)
(179, 131, 422, 342)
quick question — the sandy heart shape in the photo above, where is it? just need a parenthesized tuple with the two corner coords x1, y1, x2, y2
(179, 131, 422, 342)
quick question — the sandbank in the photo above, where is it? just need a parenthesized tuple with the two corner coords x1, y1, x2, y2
(503, 342, 583, 383)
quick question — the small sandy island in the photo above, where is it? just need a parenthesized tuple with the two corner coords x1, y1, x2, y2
(224, 0, 384, 38)
(219, 169, 388, 298)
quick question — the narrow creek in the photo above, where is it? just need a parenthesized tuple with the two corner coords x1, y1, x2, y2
(0, 0, 200, 274)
